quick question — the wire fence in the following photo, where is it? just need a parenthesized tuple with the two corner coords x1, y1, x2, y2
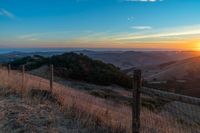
(140, 87, 200, 133)
(0, 64, 199, 133)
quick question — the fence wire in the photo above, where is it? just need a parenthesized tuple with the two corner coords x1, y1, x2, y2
(140, 87, 200, 133)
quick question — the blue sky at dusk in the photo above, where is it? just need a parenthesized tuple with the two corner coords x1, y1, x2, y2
(1, 0, 200, 50)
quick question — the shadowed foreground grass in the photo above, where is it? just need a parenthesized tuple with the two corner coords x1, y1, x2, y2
(0, 68, 193, 133)
(0, 88, 110, 133)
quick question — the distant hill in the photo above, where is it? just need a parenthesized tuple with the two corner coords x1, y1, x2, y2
(146, 56, 200, 81)
(77, 50, 199, 69)
(140, 57, 200, 97)
(0, 51, 64, 63)
(122, 56, 200, 97)
(9, 52, 132, 88)
(1, 50, 199, 69)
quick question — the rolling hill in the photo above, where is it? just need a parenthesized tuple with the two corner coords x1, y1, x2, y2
(77, 50, 200, 69)
(146, 56, 200, 81)
(139, 56, 200, 97)
(123, 56, 200, 97)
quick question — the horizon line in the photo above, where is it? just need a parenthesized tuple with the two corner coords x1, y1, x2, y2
(0, 47, 200, 52)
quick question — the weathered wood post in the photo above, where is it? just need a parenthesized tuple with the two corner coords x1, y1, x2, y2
(50, 64, 54, 92)
(132, 70, 142, 133)
(7, 64, 11, 86)
(8, 64, 11, 76)
(22, 65, 25, 91)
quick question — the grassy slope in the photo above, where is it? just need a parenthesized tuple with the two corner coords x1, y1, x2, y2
(144, 57, 200, 97)
(144, 56, 200, 81)
(29, 65, 133, 105)
(0, 88, 107, 133)
(0, 68, 194, 133)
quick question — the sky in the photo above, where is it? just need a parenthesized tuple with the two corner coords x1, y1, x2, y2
(1, 0, 200, 50)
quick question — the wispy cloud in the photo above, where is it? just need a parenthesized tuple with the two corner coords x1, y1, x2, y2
(115, 25, 200, 42)
(125, 0, 163, 2)
(18, 33, 42, 39)
(17, 30, 95, 42)
(14, 25, 200, 47)
(0, 8, 15, 19)
(131, 26, 152, 30)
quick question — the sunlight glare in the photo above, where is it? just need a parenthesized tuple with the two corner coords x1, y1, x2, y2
(195, 41, 200, 51)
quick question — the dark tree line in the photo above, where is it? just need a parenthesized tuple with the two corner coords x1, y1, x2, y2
(9, 52, 132, 89)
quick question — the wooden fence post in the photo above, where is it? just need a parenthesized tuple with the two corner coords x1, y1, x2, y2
(7, 64, 11, 86)
(50, 64, 54, 92)
(22, 65, 25, 91)
(132, 70, 142, 133)
(8, 64, 11, 76)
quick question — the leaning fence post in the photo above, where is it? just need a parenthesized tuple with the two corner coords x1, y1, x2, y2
(50, 64, 54, 92)
(132, 70, 142, 133)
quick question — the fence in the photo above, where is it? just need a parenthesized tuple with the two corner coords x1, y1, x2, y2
(141, 87, 200, 132)
(139, 88, 200, 132)
(0, 64, 200, 133)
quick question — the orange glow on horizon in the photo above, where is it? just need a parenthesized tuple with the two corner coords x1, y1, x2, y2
(2, 38, 200, 51)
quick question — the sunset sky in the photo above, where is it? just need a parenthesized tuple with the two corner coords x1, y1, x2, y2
(1, 0, 200, 50)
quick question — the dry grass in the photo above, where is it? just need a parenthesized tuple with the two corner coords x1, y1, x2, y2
(0, 68, 196, 133)
(0, 86, 109, 133)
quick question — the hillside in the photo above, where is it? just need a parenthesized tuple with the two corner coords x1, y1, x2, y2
(140, 57, 200, 97)
(123, 56, 200, 97)
(146, 56, 200, 81)
(9, 52, 132, 88)
(0, 67, 195, 133)
(77, 50, 199, 69)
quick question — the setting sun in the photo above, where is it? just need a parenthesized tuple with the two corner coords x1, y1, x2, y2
(188, 40, 200, 51)
(195, 41, 200, 51)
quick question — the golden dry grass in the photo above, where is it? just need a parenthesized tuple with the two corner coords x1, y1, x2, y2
(0, 68, 194, 133)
